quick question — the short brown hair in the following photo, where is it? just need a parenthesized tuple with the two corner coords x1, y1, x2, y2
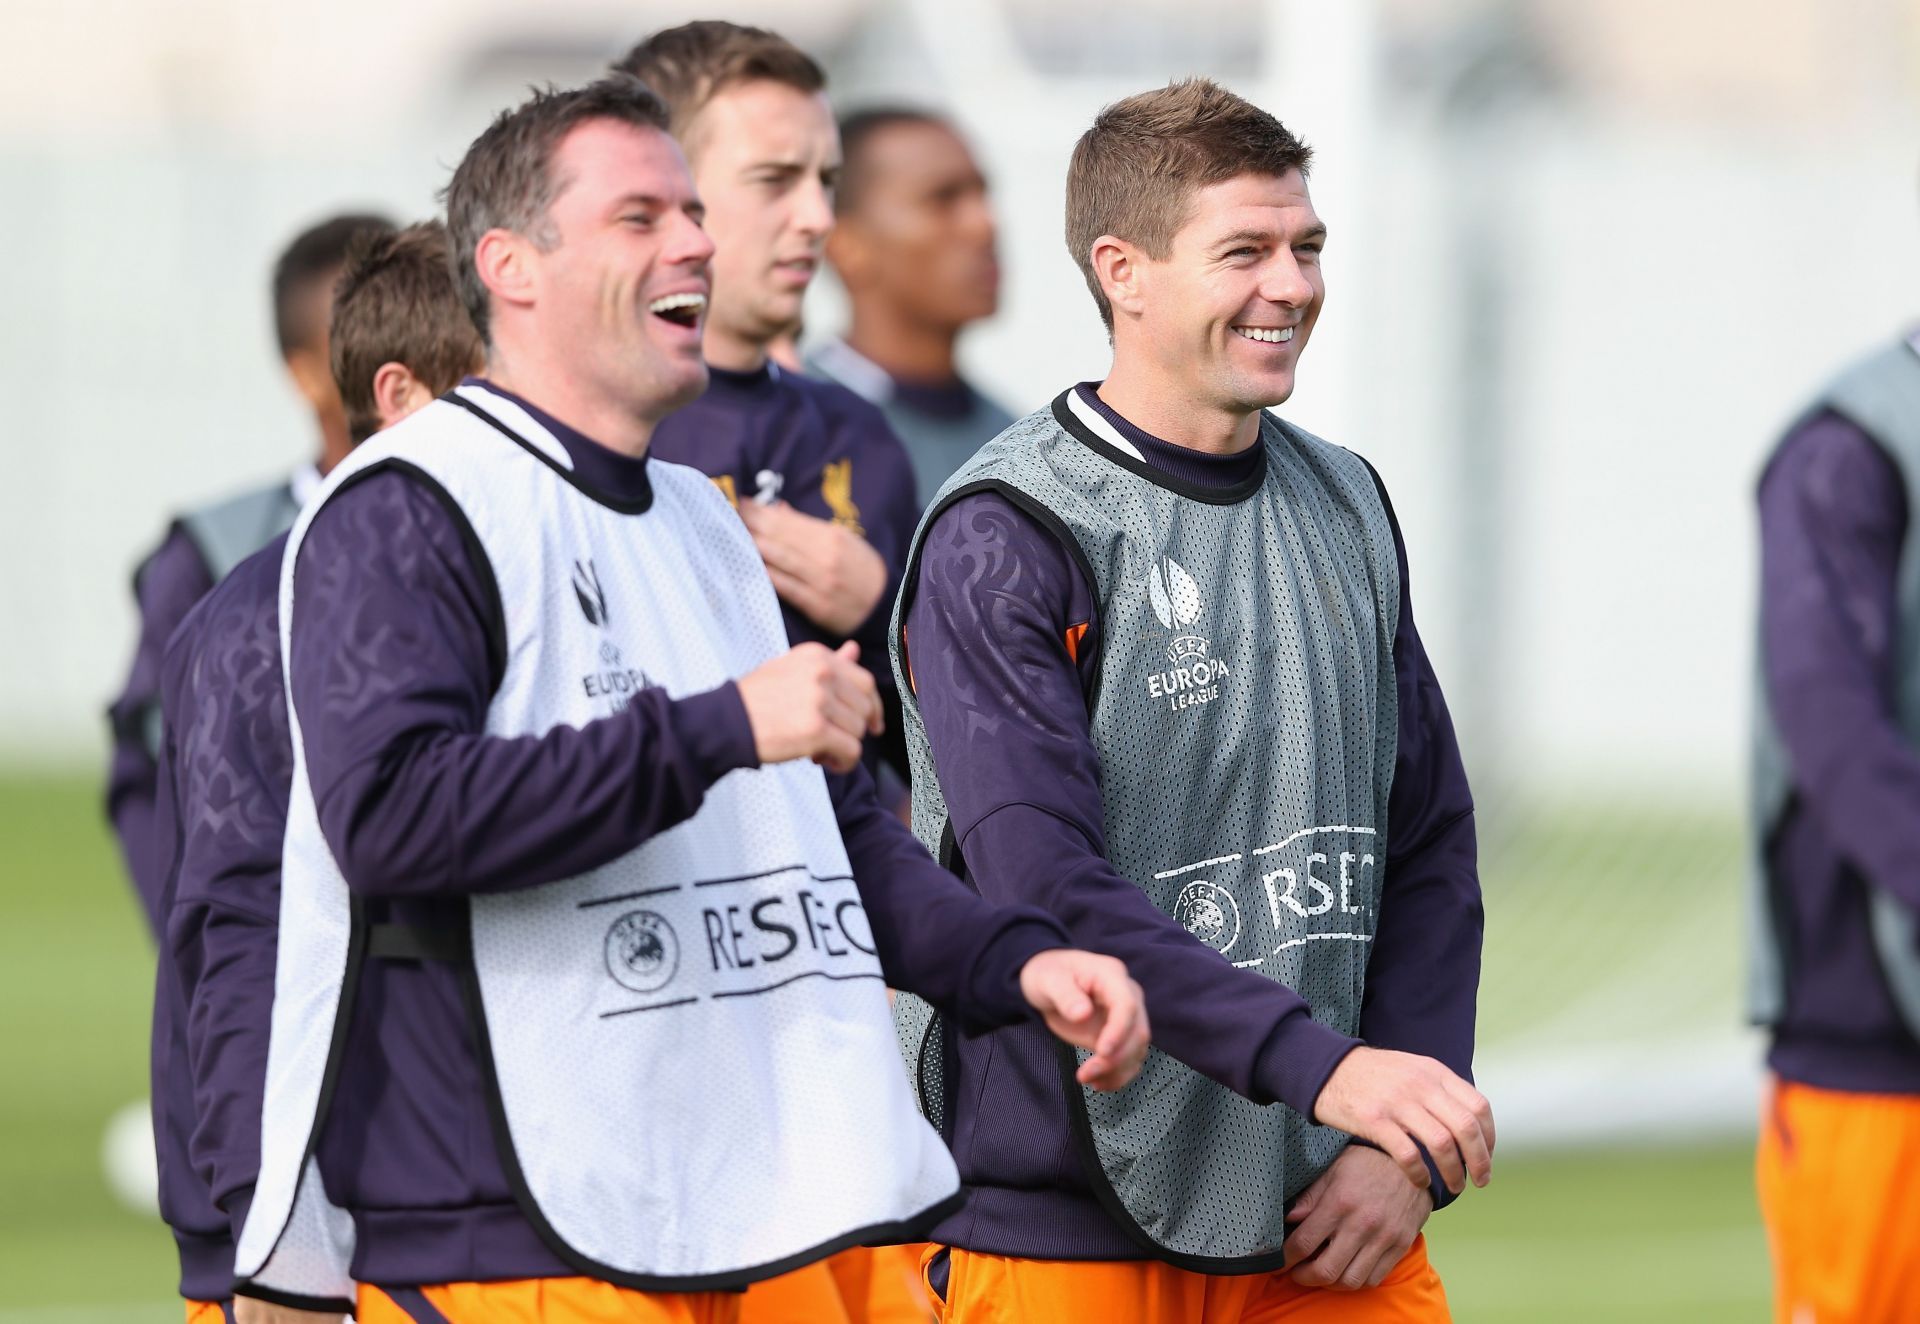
(329, 221, 484, 444)
(443, 77, 672, 343)
(1065, 79, 1312, 330)
(612, 21, 825, 142)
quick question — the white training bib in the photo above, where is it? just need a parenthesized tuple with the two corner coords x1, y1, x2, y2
(236, 386, 958, 1291)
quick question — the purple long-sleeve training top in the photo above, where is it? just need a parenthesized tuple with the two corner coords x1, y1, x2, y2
(1759, 408, 1920, 1092)
(904, 384, 1482, 1258)
(288, 379, 1068, 1287)
(150, 533, 293, 1302)
(109, 527, 216, 929)
(650, 363, 921, 777)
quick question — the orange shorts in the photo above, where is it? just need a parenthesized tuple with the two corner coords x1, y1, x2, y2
(183, 1305, 231, 1324)
(920, 1237, 1449, 1323)
(357, 1277, 741, 1323)
(1757, 1076, 1920, 1323)
(739, 1246, 934, 1324)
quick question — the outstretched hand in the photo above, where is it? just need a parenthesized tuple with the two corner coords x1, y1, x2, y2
(1017, 949, 1150, 1091)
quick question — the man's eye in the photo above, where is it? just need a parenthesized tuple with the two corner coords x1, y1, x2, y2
(622, 214, 654, 228)
(1227, 247, 1258, 259)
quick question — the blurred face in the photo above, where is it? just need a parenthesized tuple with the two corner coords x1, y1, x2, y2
(684, 80, 839, 353)
(516, 118, 715, 419)
(1120, 170, 1324, 412)
(283, 269, 349, 438)
(832, 120, 998, 331)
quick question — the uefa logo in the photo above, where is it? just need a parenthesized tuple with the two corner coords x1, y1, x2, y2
(1173, 880, 1241, 956)
(605, 910, 680, 994)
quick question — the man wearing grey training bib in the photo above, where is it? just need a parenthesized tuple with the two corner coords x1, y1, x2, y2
(891, 79, 1490, 1320)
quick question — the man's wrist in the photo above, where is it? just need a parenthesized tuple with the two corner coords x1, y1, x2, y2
(971, 916, 1071, 1031)
(1347, 1136, 1449, 1210)
(671, 681, 760, 776)
(1259, 1016, 1362, 1117)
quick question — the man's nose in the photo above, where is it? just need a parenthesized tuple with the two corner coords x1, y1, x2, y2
(1261, 252, 1315, 308)
(794, 177, 834, 240)
(668, 212, 717, 267)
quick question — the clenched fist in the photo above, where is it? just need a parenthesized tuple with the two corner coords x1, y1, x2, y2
(737, 641, 884, 774)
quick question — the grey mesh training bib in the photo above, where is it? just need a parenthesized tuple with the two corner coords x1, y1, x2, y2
(1751, 335, 1920, 1038)
(891, 391, 1400, 1268)
(178, 477, 304, 584)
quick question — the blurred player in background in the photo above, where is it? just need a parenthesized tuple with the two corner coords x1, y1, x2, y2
(151, 222, 482, 1324)
(233, 78, 1147, 1324)
(616, 22, 923, 786)
(616, 25, 932, 1317)
(808, 107, 1012, 507)
(1751, 324, 1920, 1321)
(106, 211, 394, 928)
(892, 79, 1487, 1321)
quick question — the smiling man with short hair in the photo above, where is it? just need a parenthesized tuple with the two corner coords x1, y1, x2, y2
(892, 78, 1489, 1322)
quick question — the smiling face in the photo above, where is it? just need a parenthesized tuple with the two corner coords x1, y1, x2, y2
(1116, 169, 1324, 415)
(681, 79, 839, 363)
(521, 117, 716, 421)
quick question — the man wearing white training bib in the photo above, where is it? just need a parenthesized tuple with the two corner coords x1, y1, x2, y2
(235, 78, 1148, 1324)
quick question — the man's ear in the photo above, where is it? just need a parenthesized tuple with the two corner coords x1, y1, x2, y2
(474, 227, 536, 318)
(1089, 234, 1145, 324)
(371, 362, 430, 432)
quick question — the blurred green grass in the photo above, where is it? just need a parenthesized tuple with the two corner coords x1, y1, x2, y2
(0, 772, 1768, 1320)
(0, 773, 178, 1313)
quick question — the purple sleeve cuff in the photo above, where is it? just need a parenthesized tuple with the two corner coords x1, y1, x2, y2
(1257, 1013, 1362, 1118)
(667, 681, 759, 781)
(1347, 1138, 1453, 1211)
(963, 918, 1070, 1031)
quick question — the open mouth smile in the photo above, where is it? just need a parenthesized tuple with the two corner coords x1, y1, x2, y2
(649, 292, 706, 329)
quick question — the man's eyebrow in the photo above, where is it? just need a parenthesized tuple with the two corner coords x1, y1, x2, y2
(610, 192, 670, 211)
(1212, 222, 1328, 250)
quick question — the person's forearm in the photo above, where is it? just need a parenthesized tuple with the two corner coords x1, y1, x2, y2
(108, 529, 214, 931)
(315, 683, 755, 899)
(1760, 421, 1920, 910)
(1356, 806, 1481, 1210)
(828, 765, 1066, 1030)
(106, 748, 164, 931)
(1769, 686, 1920, 911)
(1361, 594, 1482, 1091)
(179, 899, 275, 1228)
(962, 802, 1358, 1113)
(1359, 809, 1480, 1079)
